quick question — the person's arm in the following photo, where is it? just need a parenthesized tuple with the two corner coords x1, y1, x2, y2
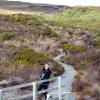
(40, 73, 45, 80)
(40, 68, 45, 79)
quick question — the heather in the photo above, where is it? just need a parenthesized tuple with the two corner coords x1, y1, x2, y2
(46, 7, 100, 99)
(47, 7, 100, 48)
(62, 49, 100, 99)
(59, 44, 86, 53)
(0, 14, 63, 85)
(0, 46, 64, 83)
(0, 14, 58, 38)
(0, 6, 100, 99)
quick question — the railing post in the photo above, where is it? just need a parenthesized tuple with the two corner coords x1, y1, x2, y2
(0, 89, 3, 100)
(58, 77, 62, 100)
(32, 82, 37, 100)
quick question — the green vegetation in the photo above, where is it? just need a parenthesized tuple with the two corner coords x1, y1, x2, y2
(12, 48, 49, 66)
(47, 7, 100, 32)
(0, 45, 64, 82)
(42, 26, 58, 37)
(60, 44, 86, 53)
(0, 14, 42, 26)
(47, 7, 100, 48)
(0, 7, 100, 97)
(93, 38, 100, 48)
(83, 87, 92, 96)
(0, 14, 58, 38)
(0, 32, 15, 41)
(0, 14, 62, 82)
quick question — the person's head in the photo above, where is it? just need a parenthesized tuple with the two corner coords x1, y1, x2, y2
(44, 63, 50, 70)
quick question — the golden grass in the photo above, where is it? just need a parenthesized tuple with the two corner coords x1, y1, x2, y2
(0, 8, 45, 15)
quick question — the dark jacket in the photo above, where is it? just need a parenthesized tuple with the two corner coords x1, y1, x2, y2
(40, 68, 51, 80)
(40, 68, 51, 84)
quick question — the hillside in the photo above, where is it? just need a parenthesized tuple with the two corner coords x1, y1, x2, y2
(0, 14, 65, 87)
(47, 7, 100, 32)
(47, 7, 100, 48)
(46, 7, 100, 99)
(0, 2, 100, 99)
(0, 1, 69, 14)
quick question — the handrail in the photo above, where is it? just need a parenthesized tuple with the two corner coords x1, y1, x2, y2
(8, 86, 59, 100)
(1, 76, 64, 100)
(2, 77, 58, 92)
(2, 82, 32, 92)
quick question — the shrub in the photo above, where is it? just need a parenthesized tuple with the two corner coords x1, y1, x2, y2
(93, 39, 100, 48)
(0, 32, 15, 41)
(12, 48, 49, 66)
(42, 26, 58, 37)
(47, 7, 100, 33)
(73, 77, 88, 92)
(60, 44, 86, 53)
(51, 60, 64, 76)
(83, 87, 92, 95)
(1, 14, 42, 26)
(42, 26, 52, 35)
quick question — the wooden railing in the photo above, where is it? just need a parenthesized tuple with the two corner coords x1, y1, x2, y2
(0, 76, 71, 100)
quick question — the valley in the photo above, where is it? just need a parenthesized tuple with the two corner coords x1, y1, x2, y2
(0, 1, 100, 99)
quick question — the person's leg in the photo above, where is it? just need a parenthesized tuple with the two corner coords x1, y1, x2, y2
(38, 84, 44, 100)
(38, 84, 44, 91)
(43, 84, 49, 100)
(44, 93, 47, 100)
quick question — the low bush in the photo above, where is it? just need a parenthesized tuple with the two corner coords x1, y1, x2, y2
(60, 44, 86, 53)
(12, 48, 49, 66)
(0, 32, 15, 41)
(42, 26, 58, 37)
(83, 87, 92, 96)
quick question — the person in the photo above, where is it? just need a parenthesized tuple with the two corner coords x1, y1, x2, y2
(38, 63, 52, 100)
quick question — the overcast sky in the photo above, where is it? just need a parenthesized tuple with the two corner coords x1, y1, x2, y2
(8, 0, 100, 6)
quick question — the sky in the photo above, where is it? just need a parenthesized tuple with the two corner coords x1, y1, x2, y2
(8, 0, 100, 6)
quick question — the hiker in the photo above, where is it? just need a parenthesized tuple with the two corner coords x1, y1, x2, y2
(38, 64, 52, 100)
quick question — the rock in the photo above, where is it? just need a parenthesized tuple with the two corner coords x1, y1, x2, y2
(0, 80, 8, 88)
(0, 80, 8, 85)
